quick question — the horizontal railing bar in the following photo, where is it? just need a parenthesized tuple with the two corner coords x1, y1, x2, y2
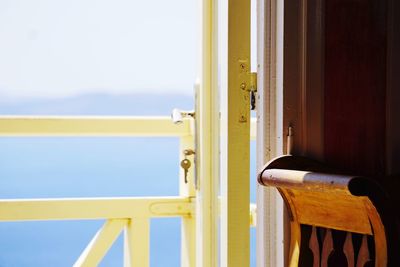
(0, 196, 257, 227)
(0, 116, 192, 137)
(0, 196, 194, 221)
(0, 116, 256, 139)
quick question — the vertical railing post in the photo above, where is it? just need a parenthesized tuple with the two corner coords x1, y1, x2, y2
(124, 218, 150, 267)
(196, 0, 219, 266)
(180, 133, 196, 267)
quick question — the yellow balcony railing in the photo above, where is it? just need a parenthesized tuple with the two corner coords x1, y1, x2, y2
(0, 115, 256, 139)
(0, 116, 256, 267)
(0, 197, 193, 266)
(0, 116, 193, 137)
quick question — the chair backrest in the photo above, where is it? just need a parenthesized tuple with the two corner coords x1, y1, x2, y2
(258, 155, 387, 267)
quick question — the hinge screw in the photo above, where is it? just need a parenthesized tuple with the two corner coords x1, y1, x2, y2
(240, 82, 247, 90)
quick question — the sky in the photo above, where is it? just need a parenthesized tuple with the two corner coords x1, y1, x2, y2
(0, 0, 199, 100)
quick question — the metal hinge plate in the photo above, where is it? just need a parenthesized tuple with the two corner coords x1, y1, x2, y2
(238, 60, 258, 116)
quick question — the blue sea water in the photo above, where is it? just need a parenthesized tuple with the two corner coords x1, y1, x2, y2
(0, 94, 256, 267)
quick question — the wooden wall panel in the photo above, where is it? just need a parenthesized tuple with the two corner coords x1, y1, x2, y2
(324, 0, 387, 177)
(386, 0, 400, 175)
(279, 0, 400, 265)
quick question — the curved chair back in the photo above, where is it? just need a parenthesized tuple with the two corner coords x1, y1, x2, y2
(258, 156, 387, 267)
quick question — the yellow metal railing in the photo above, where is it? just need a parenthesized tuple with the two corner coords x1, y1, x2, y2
(0, 116, 256, 139)
(0, 197, 194, 221)
(0, 116, 193, 137)
(0, 116, 256, 267)
(0, 196, 193, 266)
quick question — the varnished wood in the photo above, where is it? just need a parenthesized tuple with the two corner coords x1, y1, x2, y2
(289, 221, 301, 267)
(289, 190, 371, 234)
(258, 156, 388, 267)
(324, 0, 387, 177)
(260, 168, 373, 234)
(281, 188, 301, 267)
(321, 229, 334, 267)
(309, 226, 320, 267)
(356, 235, 370, 267)
(363, 199, 387, 267)
(344, 232, 355, 267)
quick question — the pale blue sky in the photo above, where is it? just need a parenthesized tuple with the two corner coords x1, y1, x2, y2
(0, 0, 199, 99)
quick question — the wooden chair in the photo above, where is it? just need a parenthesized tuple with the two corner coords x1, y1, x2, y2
(258, 155, 388, 267)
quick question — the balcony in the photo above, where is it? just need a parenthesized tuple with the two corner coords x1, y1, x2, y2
(0, 116, 257, 266)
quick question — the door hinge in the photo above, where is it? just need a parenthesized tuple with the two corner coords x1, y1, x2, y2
(238, 61, 258, 120)
(240, 71, 257, 110)
(248, 72, 257, 110)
